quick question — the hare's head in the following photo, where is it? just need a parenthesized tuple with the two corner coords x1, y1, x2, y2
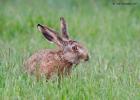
(37, 17, 89, 64)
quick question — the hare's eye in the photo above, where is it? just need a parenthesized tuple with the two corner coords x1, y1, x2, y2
(72, 46, 78, 51)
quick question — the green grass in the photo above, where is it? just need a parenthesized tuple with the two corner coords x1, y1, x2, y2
(0, 0, 140, 99)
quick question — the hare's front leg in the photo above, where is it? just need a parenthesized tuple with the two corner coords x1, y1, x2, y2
(45, 66, 55, 81)
(57, 66, 72, 81)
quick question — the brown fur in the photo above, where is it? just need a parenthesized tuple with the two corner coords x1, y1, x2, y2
(25, 49, 73, 79)
(24, 17, 89, 80)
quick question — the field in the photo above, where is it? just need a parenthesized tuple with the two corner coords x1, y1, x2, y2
(0, 0, 140, 99)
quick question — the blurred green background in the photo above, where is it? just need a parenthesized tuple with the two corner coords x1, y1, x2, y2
(0, 0, 140, 99)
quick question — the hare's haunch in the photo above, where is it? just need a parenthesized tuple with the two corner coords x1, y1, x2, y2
(24, 17, 89, 79)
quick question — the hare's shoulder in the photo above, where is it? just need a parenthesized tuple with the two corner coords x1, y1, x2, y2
(32, 49, 63, 60)
(36, 49, 61, 55)
(32, 49, 57, 58)
(36, 49, 53, 54)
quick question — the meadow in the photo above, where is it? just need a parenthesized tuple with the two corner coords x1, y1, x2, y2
(0, 0, 140, 99)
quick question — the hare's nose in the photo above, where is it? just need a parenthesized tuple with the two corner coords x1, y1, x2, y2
(84, 55, 89, 61)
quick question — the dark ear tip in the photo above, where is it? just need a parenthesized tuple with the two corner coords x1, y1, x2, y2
(37, 24, 41, 27)
(60, 17, 64, 20)
(37, 24, 44, 28)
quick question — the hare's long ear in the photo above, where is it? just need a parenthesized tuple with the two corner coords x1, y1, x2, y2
(60, 17, 69, 39)
(37, 24, 63, 47)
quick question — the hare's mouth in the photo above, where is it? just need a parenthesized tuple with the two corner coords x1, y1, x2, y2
(83, 55, 89, 62)
(84, 55, 89, 61)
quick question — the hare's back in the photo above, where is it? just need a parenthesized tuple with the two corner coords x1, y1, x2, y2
(24, 49, 56, 74)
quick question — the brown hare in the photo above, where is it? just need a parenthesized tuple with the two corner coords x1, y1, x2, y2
(24, 17, 89, 80)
